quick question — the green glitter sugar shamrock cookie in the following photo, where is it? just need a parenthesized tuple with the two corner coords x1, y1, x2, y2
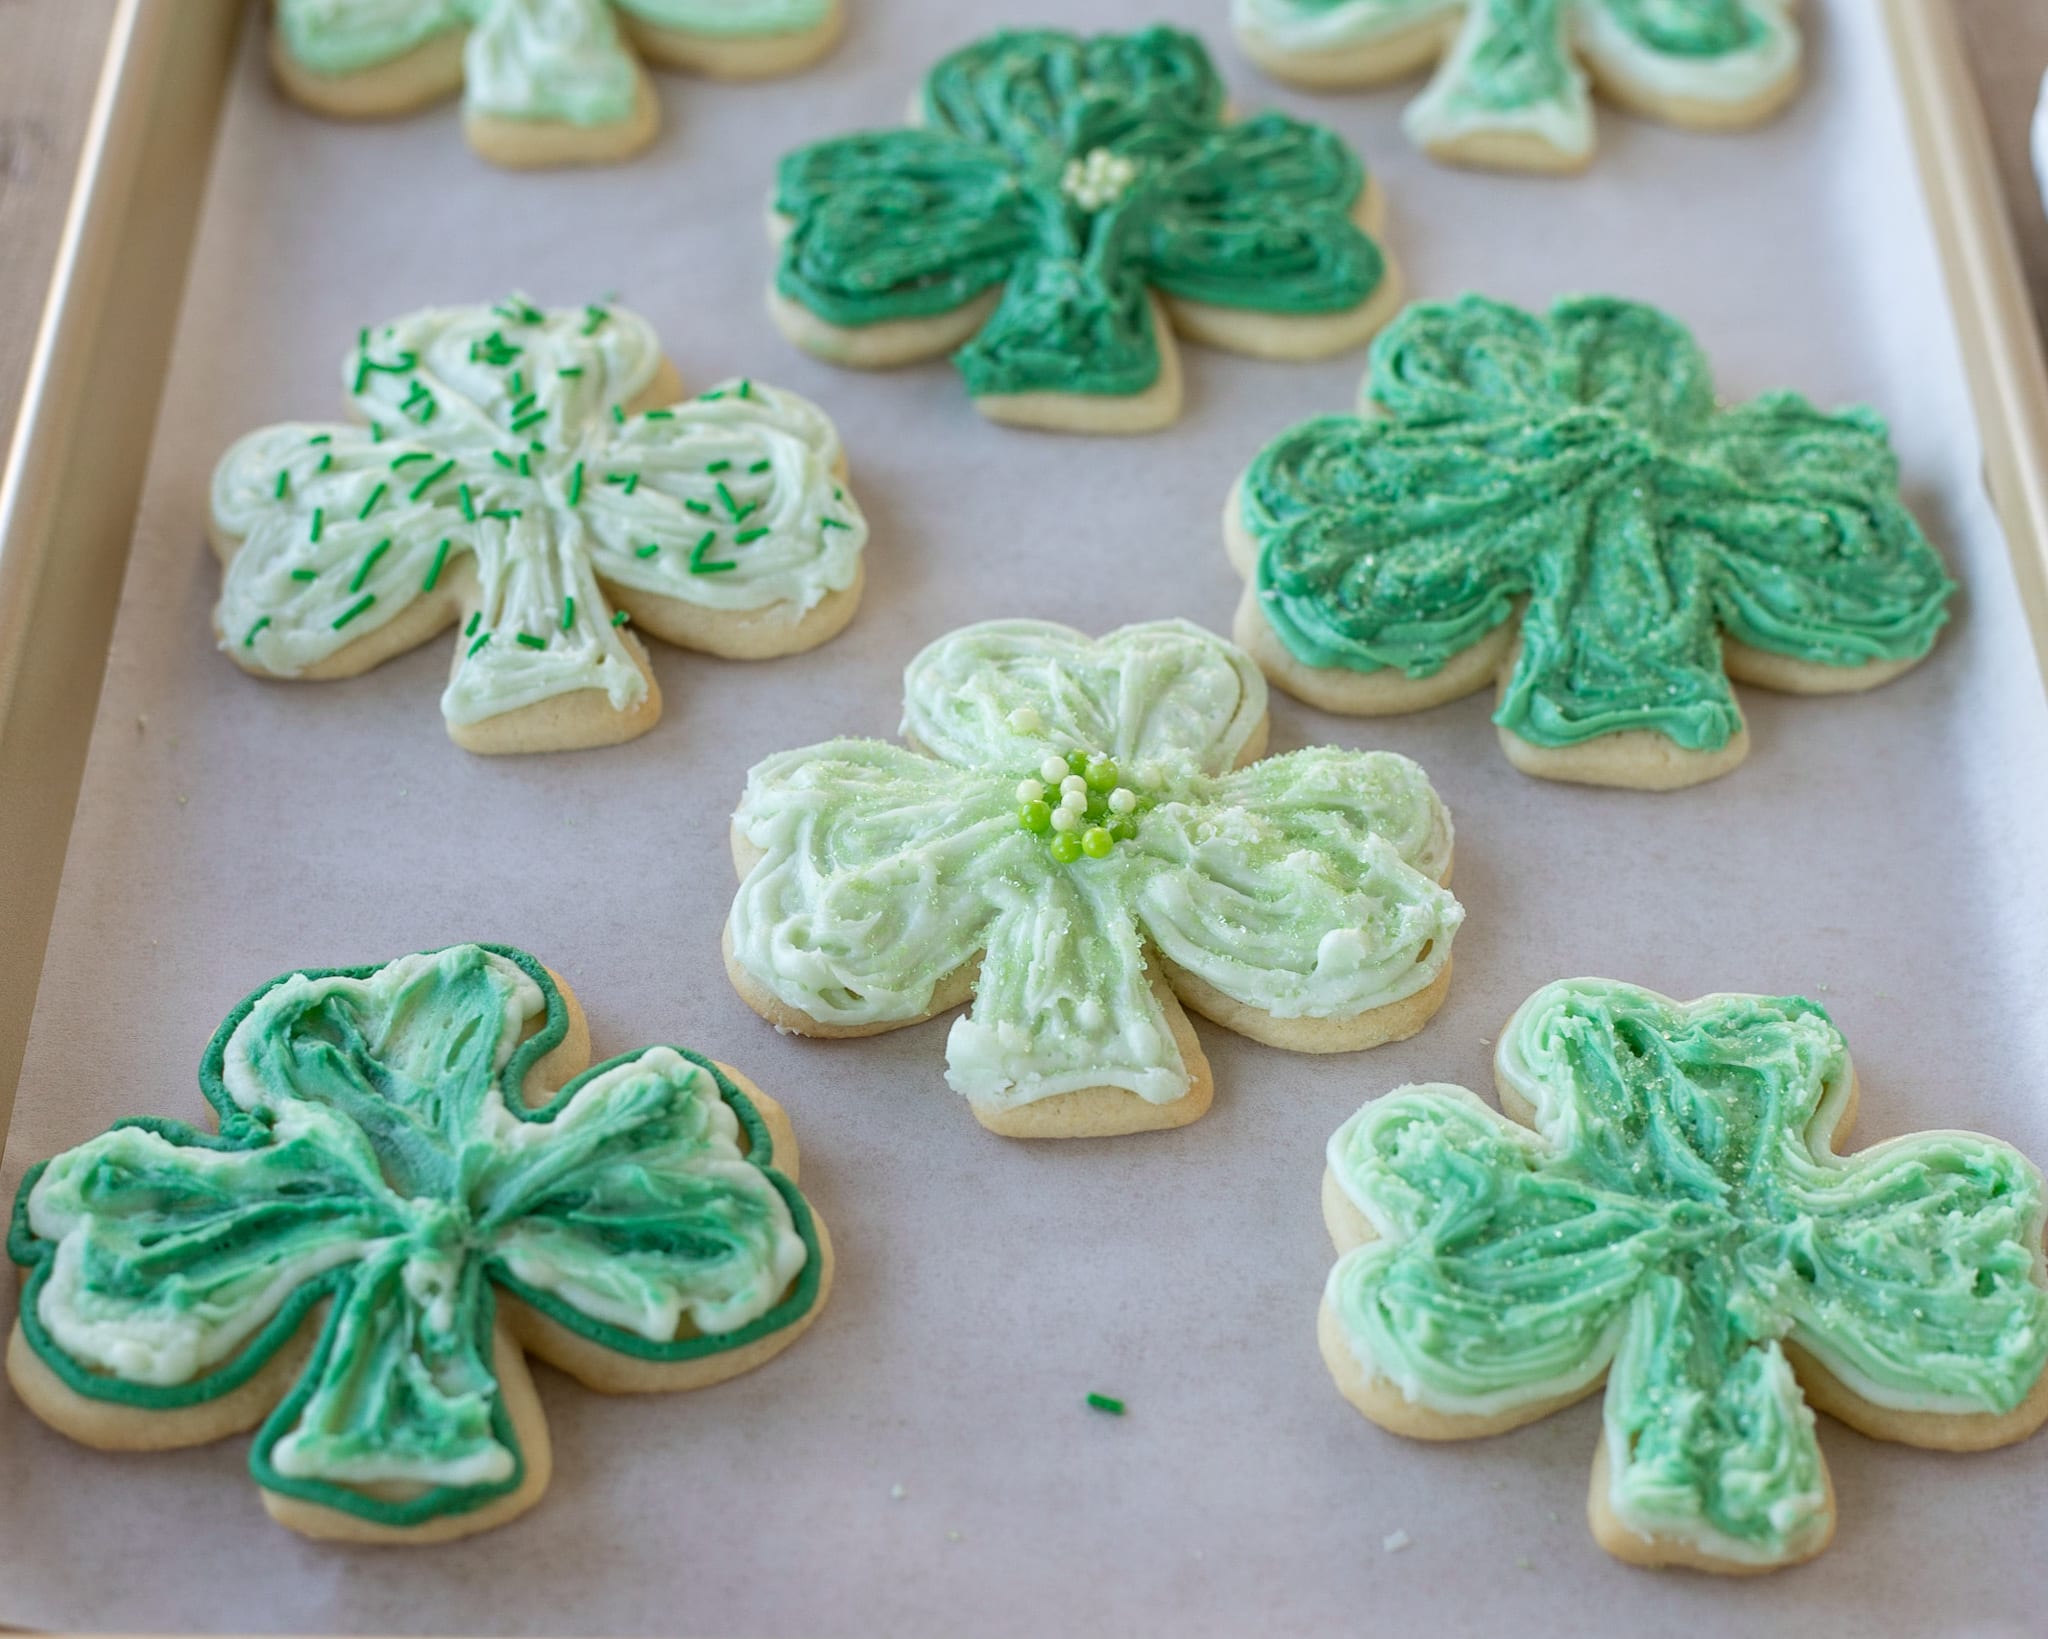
(6, 943, 832, 1545)
(211, 296, 869, 755)
(1232, 0, 1802, 174)
(270, 0, 845, 169)
(1228, 293, 1955, 790)
(768, 26, 1403, 435)
(1319, 977, 2048, 1574)
(724, 617, 1465, 1140)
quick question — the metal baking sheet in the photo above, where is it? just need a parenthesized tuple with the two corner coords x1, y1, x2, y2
(3, 2, 2047, 1633)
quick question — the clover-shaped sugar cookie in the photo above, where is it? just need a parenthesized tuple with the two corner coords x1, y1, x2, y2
(212, 297, 868, 755)
(769, 27, 1401, 435)
(1228, 294, 1954, 790)
(725, 618, 1463, 1139)
(271, 0, 844, 168)
(6, 943, 830, 1544)
(1233, 0, 1801, 173)
(1320, 977, 2048, 1574)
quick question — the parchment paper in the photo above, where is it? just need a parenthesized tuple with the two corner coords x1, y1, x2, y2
(4, 2, 2047, 1634)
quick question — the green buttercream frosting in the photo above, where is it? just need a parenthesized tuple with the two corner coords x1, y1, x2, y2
(1242, 294, 1954, 753)
(773, 27, 1388, 400)
(1324, 978, 2048, 1567)
(9, 944, 822, 1530)
(728, 619, 1461, 1116)
(1231, 0, 1800, 163)
(277, 0, 830, 129)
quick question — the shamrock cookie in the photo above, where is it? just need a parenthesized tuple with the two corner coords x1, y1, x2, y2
(271, 0, 844, 169)
(1319, 977, 2048, 1574)
(1232, 0, 1802, 174)
(769, 27, 1402, 435)
(724, 618, 1463, 1139)
(6, 943, 831, 1545)
(1229, 294, 1954, 790)
(213, 297, 868, 755)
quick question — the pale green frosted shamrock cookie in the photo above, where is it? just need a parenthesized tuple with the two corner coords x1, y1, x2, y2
(1232, 0, 1802, 173)
(1319, 977, 2048, 1574)
(211, 296, 868, 755)
(1229, 293, 1955, 790)
(724, 618, 1464, 1139)
(769, 27, 1403, 435)
(271, 0, 845, 169)
(6, 943, 831, 1545)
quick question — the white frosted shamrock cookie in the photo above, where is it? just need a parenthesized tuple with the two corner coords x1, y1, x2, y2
(724, 618, 1464, 1139)
(212, 296, 868, 755)
(6, 942, 831, 1545)
(1228, 293, 1954, 791)
(1319, 977, 2048, 1574)
(768, 26, 1402, 435)
(1233, 0, 1801, 173)
(270, 0, 845, 169)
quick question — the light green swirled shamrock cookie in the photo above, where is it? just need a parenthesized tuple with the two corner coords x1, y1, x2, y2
(724, 618, 1464, 1139)
(769, 27, 1402, 435)
(212, 296, 868, 755)
(6, 943, 831, 1545)
(271, 0, 844, 168)
(1232, 0, 1801, 173)
(1320, 977, 2048, 1574)
(1228, 293, 1954, 790)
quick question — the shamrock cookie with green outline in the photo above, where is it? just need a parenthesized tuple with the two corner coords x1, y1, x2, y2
(1320, 977, 2048, 1574)
(1233, 0, 1801, 174)
(1227, 293, 1954, 790)
(271, 0, 844, 169)
(6, 943, 832, 1545)
(768, 26, 1403, 435)
(212, 296, 868, 755)
(724, 618, 1464, 1139)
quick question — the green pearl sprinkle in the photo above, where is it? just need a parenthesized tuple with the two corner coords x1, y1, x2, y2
(349, 538, 390, 591)
(1050, 832, 1083, 864)
(516, 632, 546, 650)
(422, 538, 451, 592)
(1066, 750, 1090, 775)
(1019, 800, 1052, 833)
(1081, 827, 1114, 859)
(1086, 756, 1118, 791)
(333, 593, 375, 630)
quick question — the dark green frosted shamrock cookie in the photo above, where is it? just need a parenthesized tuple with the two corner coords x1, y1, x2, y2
(769, 26, 1402, 434)
(7, 943, 831, 1544)
(1228, 293, 1955, 789)
(1320, 977, 2048, 1573)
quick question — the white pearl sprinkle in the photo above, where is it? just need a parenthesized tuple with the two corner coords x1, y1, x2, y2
(1039, 755, 1068, 783)
(1017, 779, 1045, 803)
(1008, 706, 1041, 733)
(1061, 789, 1087, 813)
(1109, 787, 1137, 814)
(1051, 808, 1081, 833)
(1060, 774, 1088, 798)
